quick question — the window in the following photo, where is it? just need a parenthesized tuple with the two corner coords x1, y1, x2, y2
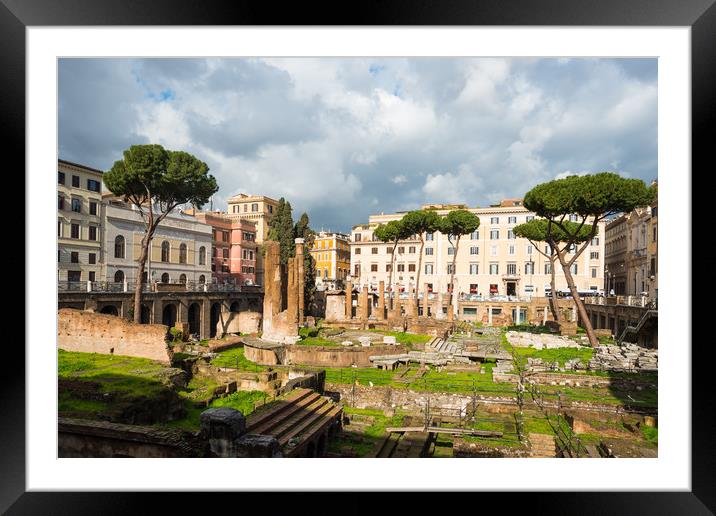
(354, 264, 361, 276)
(179, 243, 188, 264)
(470, 231, 479, 240)
(489, 263, 499, 274)
(447, 264, 454, 274)
(408, 246, 416, 254)
(508, 245, 515, 255)
(71, 198, 81, 213)
(58, 194, 64, 210)
(89, 201, 98, 215)
(398, 247, 405, 254)
(525, 262, 534, 275)
(88, 271, 95, 282)
(590, 251, 599, 259)
(161, 241, 170, 262)
(179, 274, 187, 284)
(268, 205, 273, 214)
(355, 248, 361, 255)
(469, 263, 478, 274)
(199, 246, 206, 265)
(469, 283, 478, 293)
(508, 216, 517, 224)
(425, 247, 434, 255)
(57, 220, 63, 237)
(114, 270, 124, 283)
(408, 264, 416, 272)
(386, 264, 392, 272)
(114, 235, 125, 258)
(251, 203, 259, 212)
(71, 223, 80, 239)
(243, 204, 247, 212)
(650, 257, 656, 276)
(447, 247, 455, 255)
(490, 217, 499, 224)
(527, 245, 533, 255)
(507, 230, 515, 239)
(72, 175, 80, 188)
(570, 264, 578, 274)
(161, 273, 169, 283)
(68, 271, 81, 282)
(591, 237, 599, 246)
(87, 179, 101, 192)
(397, 264, 405, 272)
(199, 274, 206, 283)
(524, 285, 534, 293)
(371, 264, 378, 272)
(490, 230, 499, 240)
(490, 245, 498, 256)
(425, 263, 433, 274)
(71, 251, 79, 263)
(526, 216, 534, 222)
(372, 234, 379, 242)
(354, 233, 362, 242)
(88, 226, 97, 241)
(507, 263, 517, 275)
(569, 214, 579, 222)
(222, 231, 229, 242)
(372, 247, 378, 254)
(470, 246, 479, 255)
(545, 263, 552, 274)
(58, 171, 65, 184)
(591, 267, 598, 278)
(425, 232, 434, 241)
(222, 248, 229, 259)
(652, 225, 657, 242)
(386, 247, 393, 254)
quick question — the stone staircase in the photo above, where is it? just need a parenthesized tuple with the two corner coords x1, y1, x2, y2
(245, 388, 342, 457)
(528, 432, 557, 458)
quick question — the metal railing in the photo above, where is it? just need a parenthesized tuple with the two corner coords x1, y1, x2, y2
(584, 296, 657, 309)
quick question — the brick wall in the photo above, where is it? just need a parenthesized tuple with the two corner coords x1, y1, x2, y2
(58, 308, 172, 364)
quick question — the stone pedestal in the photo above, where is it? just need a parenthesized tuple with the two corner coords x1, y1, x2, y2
(345, 280, 353, 319)
(377, 281, 385, 320)
(360, 286, 369, 320)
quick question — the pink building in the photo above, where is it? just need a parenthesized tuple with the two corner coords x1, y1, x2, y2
(185, 210, 258, 285)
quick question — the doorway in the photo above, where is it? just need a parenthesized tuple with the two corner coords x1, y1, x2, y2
(506, 282, 516, 296)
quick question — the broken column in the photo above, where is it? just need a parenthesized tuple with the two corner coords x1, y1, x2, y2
(360, 286, 369, 320)
(390, 284, 401, 319)
(377, 280, 385, 320)
(345, 279, 353, 320)
(262, 241, 282, 335)
(423, 283, 430, 318)
(287, 252, 297, 324)
(296, 238, 305, 324)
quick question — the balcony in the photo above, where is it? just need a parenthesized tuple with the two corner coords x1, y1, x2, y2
(501, 273, 520, 281)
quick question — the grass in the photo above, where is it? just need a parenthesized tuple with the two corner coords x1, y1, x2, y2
(641, 425, 658, 444)
(368, 329, 432, 346)
(296, 337, 342, 347)
(210, 346, 267, 371)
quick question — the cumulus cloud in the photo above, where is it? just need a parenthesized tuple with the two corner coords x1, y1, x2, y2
(59, 57, 657, 232)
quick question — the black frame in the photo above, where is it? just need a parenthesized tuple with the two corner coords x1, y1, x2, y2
(4, 0, 712, 513)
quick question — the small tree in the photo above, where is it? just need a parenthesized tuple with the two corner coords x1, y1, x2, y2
(439, 210, 481, 317)
(104, 144, 218, 323)
(267, 197, 296, 266)
(524, 172, 656, 346)
(373, 218, 409, 307)
(513, 219, 593, 322)
(401, 209, 441, 297)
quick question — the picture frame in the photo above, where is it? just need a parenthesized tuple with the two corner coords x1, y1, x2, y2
(4, 0, 711, 512)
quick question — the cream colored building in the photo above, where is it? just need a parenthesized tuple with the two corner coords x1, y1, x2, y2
(350, 200, 605, 298)
(102, 195, 212, 285)
(225, 193, 279, 285)
(648, 193, 658, 299)
(57, 159, 104, 285)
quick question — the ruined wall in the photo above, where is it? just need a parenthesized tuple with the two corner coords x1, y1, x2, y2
(244, 344, 282, 365)
(57, 308, 172, 364)
(325, 293, 346, 322)
(285, 344, 407, 368)
(217, 311, 261, 336)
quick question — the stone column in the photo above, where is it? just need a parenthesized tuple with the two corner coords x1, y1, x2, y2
(178, 301, 189, 324)
(377, 281, 385, 320)
(488, 304, 493, 326)
(360, 286, 369, 320)
(287, 256, 297, 324)
(201, 299, 212, 340)
(423, 283, 430, 318)
(296, 238, 305, 324)
(543, 305, 548, 324)
(262, 241, 282, 336)
(152, 299, 163, 326)
(345, 280, 353, 320)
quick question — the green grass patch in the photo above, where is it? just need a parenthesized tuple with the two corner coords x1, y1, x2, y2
(368, 329, 432, 346)
(210, 346, 266, 371)
(296, 337, 341, 347)
(641, 425, 658, 444)
(210, 391, 265, 415)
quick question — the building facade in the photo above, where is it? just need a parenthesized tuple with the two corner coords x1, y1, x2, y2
(186, 210, 258, 285)
(350, 201, 605, 298)
(648, 193, 658, 299)
(102, 196, 212, 285)
(605, 216, 628, 295)
(57, 160, 104, 284)
(225, 193, 279, 285)
(310, 231, 351, 290)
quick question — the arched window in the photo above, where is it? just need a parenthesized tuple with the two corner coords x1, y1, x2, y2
(199, 246, 206, 265)
(161, 272, 169, 283)
(114, 235, 125, 259)
(161, 241, 170, 262)
(179, 243, 187, 264)
(114, 270, 124, 283)
(199, 274, 206, 284)
(179, 273, 187, 284)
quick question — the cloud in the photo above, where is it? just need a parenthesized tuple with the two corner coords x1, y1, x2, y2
(59, 57, 657, 232)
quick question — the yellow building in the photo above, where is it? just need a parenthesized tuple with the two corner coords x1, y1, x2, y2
(310, 231, 351, 290)
(57, 159, 104, 285)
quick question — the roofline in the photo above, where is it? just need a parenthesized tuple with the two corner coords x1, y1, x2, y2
(58, 159, 104, 175)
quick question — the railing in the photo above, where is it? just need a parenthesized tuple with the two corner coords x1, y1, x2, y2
(58, 280, 263, 294)
(584, 296, 656, 309)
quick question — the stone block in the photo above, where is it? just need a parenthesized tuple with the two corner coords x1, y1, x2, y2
(200, 407, 246, 441)
(383, 336, 397, 345)
(358, 336, 371, 347)
(235, 434, 283, 458)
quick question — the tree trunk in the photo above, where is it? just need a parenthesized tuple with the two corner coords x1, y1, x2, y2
(549, 255, 562, 322)
(415, 236, 424, 299)
(133, 235, 150, 323)
(556, 250, 598, 346)
(387, 239, 399, 309)
(449, 236, 460, 316)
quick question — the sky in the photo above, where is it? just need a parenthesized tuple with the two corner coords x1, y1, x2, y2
(58, 57, 657, 233)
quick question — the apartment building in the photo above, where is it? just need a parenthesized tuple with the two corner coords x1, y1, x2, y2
(310, 231, 351, 290)
(102, 195, 212, 285)
(605, 215, 628, 295)
(648, 194, 658, 299)
(225, 193, 279, 284)
(350, 200, 605, 298)
(57, 159, 104, 283)
(186, 210, 258, 285)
